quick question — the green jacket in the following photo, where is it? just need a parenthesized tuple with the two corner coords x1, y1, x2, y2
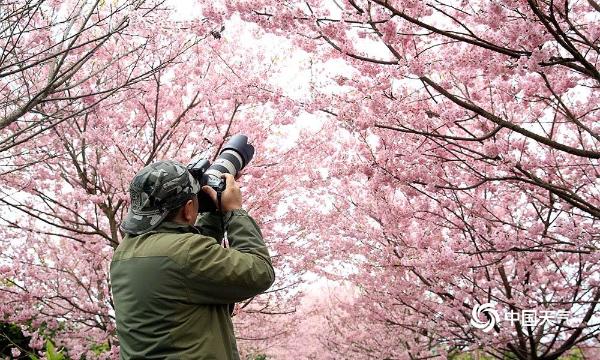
(110, 209, 275, 359)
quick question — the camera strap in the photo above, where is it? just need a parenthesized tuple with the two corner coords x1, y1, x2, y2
(216, 190, 229, 248)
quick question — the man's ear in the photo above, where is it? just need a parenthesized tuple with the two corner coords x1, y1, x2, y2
(182, 199, 196, 223)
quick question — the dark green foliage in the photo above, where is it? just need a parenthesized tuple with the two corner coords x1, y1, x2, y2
(0, 322, 32, 359)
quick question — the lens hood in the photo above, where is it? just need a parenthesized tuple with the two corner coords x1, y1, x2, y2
(221, 135, 255, 166)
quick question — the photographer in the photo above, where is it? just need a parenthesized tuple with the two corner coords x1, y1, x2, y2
(110, 160, 275, 359)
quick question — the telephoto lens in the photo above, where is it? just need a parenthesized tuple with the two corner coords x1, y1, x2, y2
(188, 134, 255, 212)
(203, 135, 255, 191)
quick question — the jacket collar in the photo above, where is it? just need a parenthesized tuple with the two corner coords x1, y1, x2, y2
(151, 221, 201, 235)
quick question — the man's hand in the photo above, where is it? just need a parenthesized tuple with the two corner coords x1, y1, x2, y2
(202, 174, 242, 212)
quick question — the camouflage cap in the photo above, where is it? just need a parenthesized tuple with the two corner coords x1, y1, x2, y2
(120, 160, 201, 235)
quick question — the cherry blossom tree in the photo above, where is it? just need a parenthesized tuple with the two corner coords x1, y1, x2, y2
(0, 0, 216, 166)
(262, 281, 361, 360)
(2, 0, 599, 358)
(221, 0, 600, 358)
(0, 6, 312, 358)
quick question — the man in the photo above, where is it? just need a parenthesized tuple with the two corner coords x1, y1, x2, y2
(110, 160, 275, 359)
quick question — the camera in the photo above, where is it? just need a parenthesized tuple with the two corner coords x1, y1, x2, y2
(188, 134, 255, 212)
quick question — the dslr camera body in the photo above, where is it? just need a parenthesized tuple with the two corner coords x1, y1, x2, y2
(188, 135, 254, 212)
